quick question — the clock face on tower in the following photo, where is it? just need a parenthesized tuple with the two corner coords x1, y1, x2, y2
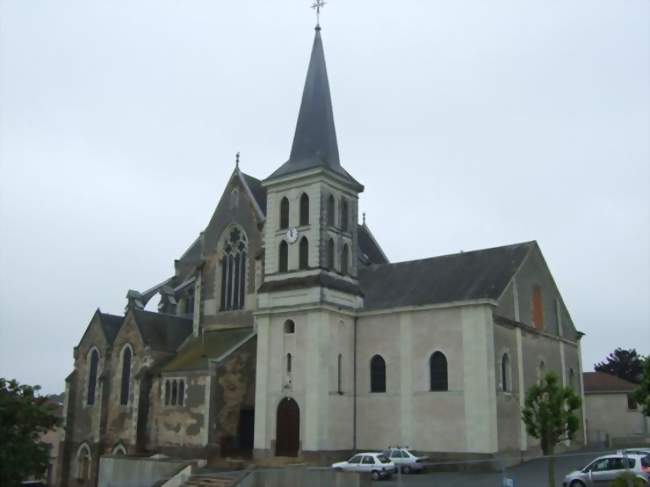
(286, 227, 299, 244)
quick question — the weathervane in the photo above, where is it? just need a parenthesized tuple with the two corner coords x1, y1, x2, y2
(311, 0, 327, 27)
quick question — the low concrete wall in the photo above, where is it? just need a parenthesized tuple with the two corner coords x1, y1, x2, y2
(235, 467, 370, 487)
(98, 456, 193, 487)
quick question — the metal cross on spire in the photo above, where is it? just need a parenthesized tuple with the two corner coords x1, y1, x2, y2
(311, 0, 327, 27)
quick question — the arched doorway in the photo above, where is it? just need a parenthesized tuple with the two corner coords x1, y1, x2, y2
(276, 397, 300, 457)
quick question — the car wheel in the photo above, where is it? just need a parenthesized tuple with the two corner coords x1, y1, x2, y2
(402, 465, 411, 474)
(371, 471, 380, 481)
(334, 467, 343, 472)
(570, 481, 586, 487)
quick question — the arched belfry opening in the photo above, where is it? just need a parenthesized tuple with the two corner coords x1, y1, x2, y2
(275, 397, 300, 457)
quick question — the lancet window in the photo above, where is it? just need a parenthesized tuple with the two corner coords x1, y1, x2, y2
(220, 227, 248, 311)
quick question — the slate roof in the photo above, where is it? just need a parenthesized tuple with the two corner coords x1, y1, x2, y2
(266, 28, 362, 190)
(241, 172, 267, 215)
(358, 224, 389, 265)
(359, 241, 534, 311)
(132, 310, 193, 353)
(162, 327, 255, 372)
(583, 372, 638, 393)
(98, 312, 124, 345)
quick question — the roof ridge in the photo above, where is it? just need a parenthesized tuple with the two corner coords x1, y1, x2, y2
(366, 241, 536, 268)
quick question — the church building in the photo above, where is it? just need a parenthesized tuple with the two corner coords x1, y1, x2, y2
(59, 22, 586, 487)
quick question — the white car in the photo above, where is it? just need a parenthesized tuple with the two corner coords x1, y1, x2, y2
(563, 453, 650, 486)
(381, 447, 428, 473)
(332, 452, 395, 480)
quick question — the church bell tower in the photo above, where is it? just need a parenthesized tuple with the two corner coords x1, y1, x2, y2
(253, 22, 363, 462)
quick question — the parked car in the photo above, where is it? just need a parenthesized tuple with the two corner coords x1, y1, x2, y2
(380, 447, 428, 473)
(620, 448, 650, 456)
(332, 452, 395, 480)
(563, 453, 650, 486)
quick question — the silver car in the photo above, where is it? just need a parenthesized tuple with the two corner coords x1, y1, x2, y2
(563, 453, 650, 486)
(381, 447, 427, 473)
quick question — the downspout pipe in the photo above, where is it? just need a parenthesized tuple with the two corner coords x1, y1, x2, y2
(353, 316, 358, 451)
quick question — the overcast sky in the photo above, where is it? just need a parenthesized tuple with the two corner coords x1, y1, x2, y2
(0, 0, 648, 394)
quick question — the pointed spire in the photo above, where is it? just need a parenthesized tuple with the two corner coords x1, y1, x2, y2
(266, 27, 363, 191)
(289, 25, 340, 168)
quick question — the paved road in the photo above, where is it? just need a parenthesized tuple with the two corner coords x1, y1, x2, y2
(379, 450, 609, 487)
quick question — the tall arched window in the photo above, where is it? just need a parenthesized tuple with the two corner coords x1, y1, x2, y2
(279, 241, 288, 273)
(501, 353, 511, 392)
(337, 354, 343, 394)
(430, 352, 448, 391)
(532, 285, 544, 330)
(327, 239, 335, 271)
(300, 193, 310, 226)
(120, 346, 132, 406)
(568, 368, 576, 390)
(370, 355, 386, 393)
(299, 237, 309, 270)
(341, 244, 350, 275)
(220, 227, 248, 311)
(87, 349, 99, 406)
(77, 444, 91, 481)
(327, 194, 335, 226)
(340, 198, 349, 232)
(280, 197, 290, 229)
(286, 353, 292, 374)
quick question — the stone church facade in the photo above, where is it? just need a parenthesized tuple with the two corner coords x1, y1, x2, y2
(59, 25, 585, 487)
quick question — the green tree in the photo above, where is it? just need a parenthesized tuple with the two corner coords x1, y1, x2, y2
(631, 357, 650, 417)
(0, 378, 62, 487)
(522, 372, 582, 487)
(610, 472, 646, 487)
(595, 348, 645, 383)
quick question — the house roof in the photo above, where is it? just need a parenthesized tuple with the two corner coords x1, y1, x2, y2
(359, 241, 534, 311)
(583, 372, 638, 393)
(132, 310, 193, 353)
(98, 312, 124, 345)
(162, 327, 255, 372)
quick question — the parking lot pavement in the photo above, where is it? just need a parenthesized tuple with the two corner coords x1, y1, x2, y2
(378, 450, 608, 487)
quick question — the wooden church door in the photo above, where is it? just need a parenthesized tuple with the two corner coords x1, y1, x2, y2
(275, 397, 300, 457)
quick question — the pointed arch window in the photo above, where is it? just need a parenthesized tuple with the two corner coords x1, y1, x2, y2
(279, 241, 289, 273)
(280, 197, 290, 230)
(86, 349, 99, 406)
(299, 237, 309, 270)
(501, 353, 511, 392)
(340, 198, 349, 232)
(341, 244, 350, 275)
(120, 346, 132, 406)
(327, 239, 335, 271)
(300, 193, 310, 226)
(220, 227, 248, 311)
(430, 352, 448, 391)
(327, 194, 335, 226)
(76, 444, 91, 481)
(370, 355, 386, 393)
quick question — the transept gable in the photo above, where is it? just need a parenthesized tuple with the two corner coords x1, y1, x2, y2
(504, 242, 579, 339)
(200, 168, 266, 262)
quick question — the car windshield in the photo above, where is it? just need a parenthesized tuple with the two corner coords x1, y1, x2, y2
(378, 455, 391, 464)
